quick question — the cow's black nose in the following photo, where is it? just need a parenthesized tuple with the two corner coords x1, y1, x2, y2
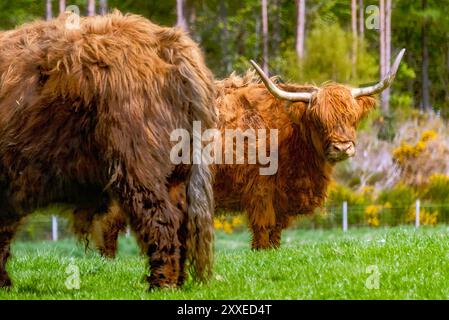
(331, 142, 355, 158)
(333, 142, 352, 152)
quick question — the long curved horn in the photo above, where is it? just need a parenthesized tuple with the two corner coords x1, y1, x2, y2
(351, 48, 406, 98)
(250, 60, 313, 102)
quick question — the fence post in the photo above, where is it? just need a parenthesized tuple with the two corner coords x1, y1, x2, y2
(52, 215, 58, 241)
(342, 201, 348, 232)
(415, 199, 420, 228)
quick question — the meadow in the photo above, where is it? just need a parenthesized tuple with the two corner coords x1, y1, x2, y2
(1, 226, 449, 300)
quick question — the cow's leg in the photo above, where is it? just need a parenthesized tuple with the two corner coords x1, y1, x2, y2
(0, 215, 21, 289)
(245, 182, 276, 250)
(250, 225, 271, 249)
(144, 202, 182, 289)
(269, 216, 291, 248)
(91, 204, 127, 259)
(98, 227, 123, 259)
(71, 208, 95, 245)
(92, 219, 125, 259)
(123, 190, 182, 289)
(91, 181, 186, 261)
(268, 225, 283, 249)
(71, 196, 112, 253)
(176, 212, 188, 286)
(168, 182, 188, 286)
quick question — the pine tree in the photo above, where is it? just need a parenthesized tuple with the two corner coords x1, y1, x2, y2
(295, 0, 306, 60)
(261, 0, 269, 73)
(87, 0, 95, 16)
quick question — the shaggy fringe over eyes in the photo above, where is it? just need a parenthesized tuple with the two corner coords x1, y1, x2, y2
(311, 83, 368, 130)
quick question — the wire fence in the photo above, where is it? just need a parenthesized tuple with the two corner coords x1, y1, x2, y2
(14, 200, 449, 241)
(16, 214, 72, 241)
(294, 200, 447, 230)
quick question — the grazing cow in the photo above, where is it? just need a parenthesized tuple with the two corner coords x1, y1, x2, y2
(85, 49, 405, 254)
(0, 11, 217, 289)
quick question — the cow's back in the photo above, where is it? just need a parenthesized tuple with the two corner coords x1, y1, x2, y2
(0, 11, 216, 209)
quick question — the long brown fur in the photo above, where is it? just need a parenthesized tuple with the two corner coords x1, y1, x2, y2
(214, 72, 376, 248)
(0, 11, 216, 289)
(89, 69, 376, 252)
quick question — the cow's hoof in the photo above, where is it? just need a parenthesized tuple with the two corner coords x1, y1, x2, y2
(99, 249, 116, 260)
(148, 284, 178, 292)
(147, 276, 178, 291)
(0, 275, 12, 289)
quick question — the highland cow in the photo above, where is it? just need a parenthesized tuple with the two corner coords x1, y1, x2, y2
(0, 11, 216, 289)
(86, 49, 405, 254)
(214, 51, 404, 249)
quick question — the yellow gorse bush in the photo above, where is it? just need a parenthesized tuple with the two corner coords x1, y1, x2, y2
(364, 202, 391, 227)
(405, 207, 438, 225)
(214, 215, 246, 233)
(393, 130, 437, 165)
(421, 130, 438, 142)
(364, 204, 382, 227)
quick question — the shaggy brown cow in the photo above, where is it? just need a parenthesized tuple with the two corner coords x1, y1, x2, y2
(84, 49, 405, 255)
(0, 11, 216, 289)
(215, 51, 404, 249)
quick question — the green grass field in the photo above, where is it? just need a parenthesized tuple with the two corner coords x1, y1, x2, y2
(1, 225, 449, 300)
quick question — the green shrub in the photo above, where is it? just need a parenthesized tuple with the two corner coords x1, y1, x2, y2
(277, 23, 377, 87)
(420, 174, 449, 221)
(421, 174, 449, 203)
(377, 183, 416, 208)
(376, 183, 416, 225)
(326, 183, 372, 207)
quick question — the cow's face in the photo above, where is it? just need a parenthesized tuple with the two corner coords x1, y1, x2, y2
(306, 85, 376, 163)
(250, 49, 404, 163)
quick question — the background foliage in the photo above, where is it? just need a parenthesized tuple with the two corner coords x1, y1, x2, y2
(1, 0, 449, 230)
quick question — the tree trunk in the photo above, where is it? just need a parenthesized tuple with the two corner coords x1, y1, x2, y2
(295, 0, 306, 60)
(400, 25, 417, 109)
(255, 12, 260, 59)
(87, 0, 95, 16)
(381, 0, 391, 112)
(46, 0, 52, 20)
(186, 0, 196, 27)
(379, 0, 388, 113)
(351, 0, 358, 79)
(176, 0, 188, 32)
(272, 0, 281, 59)
(99, 0, 107, 15)
(359, 0, 364, 37)
(219, 0, 231, 75)
(59, 0, 65, 13)
(261, 0, 269, 74)
(421, 0, 431, 110)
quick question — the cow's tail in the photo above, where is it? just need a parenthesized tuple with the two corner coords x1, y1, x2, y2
(187, 120, 214, 282)
(186, 158, 214, 282)
(176, 44, 217, 282)
(185, 92, 215, 283)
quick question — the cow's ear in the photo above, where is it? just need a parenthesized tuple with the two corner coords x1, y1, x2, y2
(285, 101, 307, 123)
(355, 96, 377, 119)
